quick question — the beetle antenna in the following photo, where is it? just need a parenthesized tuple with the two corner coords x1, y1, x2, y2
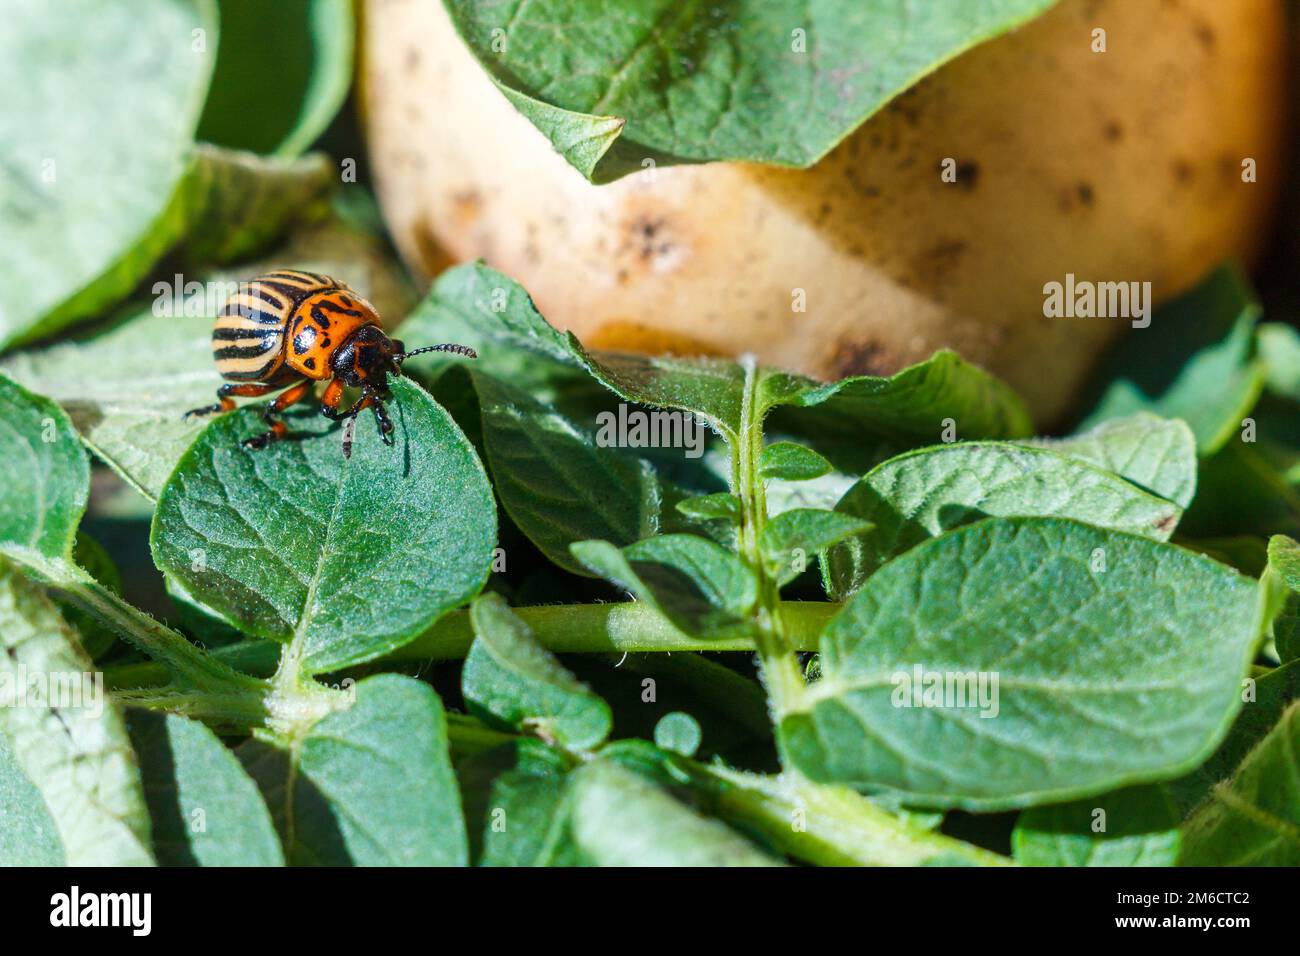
(397, 343, 477, 362)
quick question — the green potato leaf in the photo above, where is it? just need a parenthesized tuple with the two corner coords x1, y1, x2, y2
(1167, 660, 1300, 816)
(1180, 702, 1300, 865)
(152, 377, 496, 674)
(0, 558, 154, 865)
(454, 735, 574, 866)
(675, 492, 741, 523)
(760, 508, 871, 587)
(568, 340, 1031, 457)
(1266, 534, 1300, 663)
(239, 674, 468, 866)
(0, 376, 89, 560)
(198, 0, 354, 157)
(0, 735, 64, 865)
(1023, 412, 1198, 509)
(401, 262, 596, 402)
(1079, 265, 1265, 455)
(566, 346, 758, 442)
(128, 711, 283, 866)
(418, 262, 580, 370)
(654, 712, 703, 758)
(1012, 785, 1180, 867)
(478, 768, 574, 867)
(443, 0, 1057, 183)
(465, 593, 613, 749)
(61, 532, 126, 661)
(474, 373, 662, 575)
(566, 760, 783, 866)
(758, 441, 832, 482)
(825, 442, 1185, 597)
(0, 0, 216, 348)
(571, 535, 757, 639)
(1179, 436, 1300, 540)
(770, 352, 1033, 471)
(1257, 322, 1300, 401)
(783, 518, 1261, 811)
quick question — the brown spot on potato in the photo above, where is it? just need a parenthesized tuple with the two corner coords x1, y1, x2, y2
(955, 160, 980, 191)
(1172, 159, 1195, 184)
(587, 321, 726, 357)
(631, 215, 668, 258)
(450, 189, 483, 229)
(825, 338, 899, 379)
(1060, 182, 1095, 211)
(908, 238, 968, 289)
(1103, 120, 1123, 142)
(615, 209, 686, 272)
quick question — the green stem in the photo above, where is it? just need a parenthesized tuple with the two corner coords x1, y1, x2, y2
(710, 363, 1009, 866)
(730, 358, 805, 714)
(102, 600, 840, 690)
(445, 712, 527, 759)
(683, 763, 1011, 867)
(256, 615, 355, 741)
(111, 687, 270, 735)
(3, 548, 343, 736)
(6, 546, 262, 695)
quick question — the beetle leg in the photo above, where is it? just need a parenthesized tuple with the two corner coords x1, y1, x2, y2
(318, 379, 347, 420)
(184, 382, 277, 420)
(340, 394, 374, 459)
(242, 380, 313, 451)
(341, 413, 358, 460)
(371, 394, 395, 446)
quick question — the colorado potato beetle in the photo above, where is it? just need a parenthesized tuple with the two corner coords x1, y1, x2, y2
(184, 270, 474, 457)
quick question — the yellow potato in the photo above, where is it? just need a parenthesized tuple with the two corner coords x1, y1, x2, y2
(361, 0, 1285, 424)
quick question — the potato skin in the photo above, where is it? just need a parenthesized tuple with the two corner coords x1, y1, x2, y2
(361, 0, 1285, 424)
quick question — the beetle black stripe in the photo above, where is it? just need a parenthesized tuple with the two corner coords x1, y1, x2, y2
(215, 343, 276, 359)
(313, 298, 363, 317)
(244, 286, 287, 308)
(265, 270, 330, 284)
(222, 305, 284, 324)
(212, 327, 279, 342)
(217, 359, 279, 382)
(261, 279, 317, 302)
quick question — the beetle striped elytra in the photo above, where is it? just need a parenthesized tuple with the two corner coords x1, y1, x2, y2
(185, 270, 475, 457)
